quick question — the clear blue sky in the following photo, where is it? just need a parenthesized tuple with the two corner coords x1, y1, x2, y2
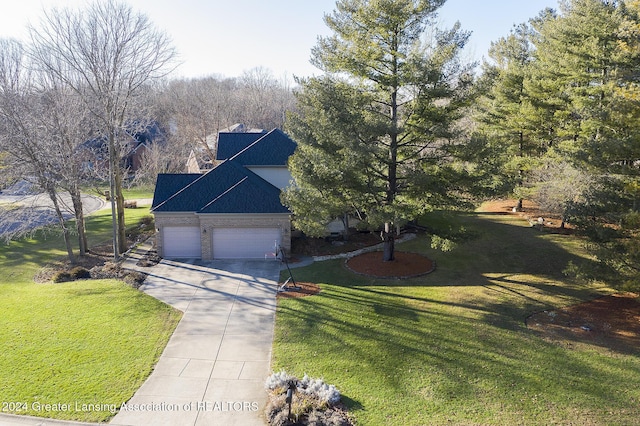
(0, 0, 558, 80)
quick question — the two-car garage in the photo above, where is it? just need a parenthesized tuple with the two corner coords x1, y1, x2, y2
(211, 228, 281, 259)
(161, 225, 283, 259)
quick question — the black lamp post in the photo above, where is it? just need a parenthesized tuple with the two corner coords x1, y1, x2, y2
(286, 380, 297, 420)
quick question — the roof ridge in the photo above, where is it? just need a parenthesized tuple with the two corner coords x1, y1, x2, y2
(228, 128, 277, 162)
(151, 173, 208, 212)
(200, 175, 248, 211)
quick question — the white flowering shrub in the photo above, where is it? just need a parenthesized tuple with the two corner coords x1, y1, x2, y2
(265, 371, 351, 425)
(265, 370, 296, 391)
(298, 374, 341, 405)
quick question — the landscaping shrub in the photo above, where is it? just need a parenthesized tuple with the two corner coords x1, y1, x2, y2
(128, 215, 155, 241)
(51, 270, 72, 283)
(123, 272, 147, 288)
(139, 215, 154, 228)
(265, 371, 351, 426)
(69, 266, 91, 279)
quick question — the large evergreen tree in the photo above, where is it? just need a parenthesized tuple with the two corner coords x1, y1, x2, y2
(475, 23, 541, 210)
(283, 0, 475, 261)
(530, 0, 639, 169)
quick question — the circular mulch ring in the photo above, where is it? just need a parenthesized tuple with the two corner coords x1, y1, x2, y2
(345, 251, 435, 279)
(277, 282, 321, 298)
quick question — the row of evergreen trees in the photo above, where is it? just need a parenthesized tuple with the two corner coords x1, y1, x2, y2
(283, 0, 640, 289)
(474, 0, 640, 289)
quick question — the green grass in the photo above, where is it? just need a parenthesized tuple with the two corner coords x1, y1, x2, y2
(90, 185, 154, 199)
(0, 207, 181, 422)
(273, 209, 640, 425)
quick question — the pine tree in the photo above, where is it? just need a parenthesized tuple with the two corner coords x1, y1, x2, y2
(530, 0, 639, 170)
(528, 0, 640, 290)
(283, 0, 475, 261)
(475, 23, 541, 210)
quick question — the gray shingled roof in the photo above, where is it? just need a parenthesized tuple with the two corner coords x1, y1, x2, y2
(229, 129, 297, 166)
(215, 129, 297, 166)
(151, 174, 201, 210)
(151, 160, 289, 214)
(215, 131, 267, 160)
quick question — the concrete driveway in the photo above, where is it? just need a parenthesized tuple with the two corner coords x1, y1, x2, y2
(111, 252, 281, 426)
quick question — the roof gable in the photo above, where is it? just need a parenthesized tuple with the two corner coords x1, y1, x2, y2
(229, 129, 297, 166)
(215, 131, 267, 160)
(151, 160, 289, 214)
(151, 174, 201, 209)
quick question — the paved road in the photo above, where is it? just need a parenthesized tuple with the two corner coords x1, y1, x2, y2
(0, 192, 105, 214)
(0, 192, 105, 238)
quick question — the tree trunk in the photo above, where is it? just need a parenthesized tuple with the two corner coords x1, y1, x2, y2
(382, 222, 395, 262)
(70, 190, 87, 256)
(108, 132, 120, 260)
(47, 187, 75, 264)
(115, 170, 127, 255)
(341, 213, 349, 241)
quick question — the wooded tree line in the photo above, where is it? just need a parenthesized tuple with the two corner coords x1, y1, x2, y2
(140, 68, 295, 184)
(470, 0, 640, 289)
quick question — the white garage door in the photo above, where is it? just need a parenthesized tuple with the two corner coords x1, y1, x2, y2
(212, 228, 281, 259)
(163, 226, 201, 258)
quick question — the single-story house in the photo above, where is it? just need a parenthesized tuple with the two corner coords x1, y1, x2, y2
(151, 128, 296, 259)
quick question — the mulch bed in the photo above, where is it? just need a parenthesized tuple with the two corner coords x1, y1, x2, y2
(278, 252, 435, 297)
(277, 282, 321, 298)
(345, 251, 435, 279)
(34, 236, 153, 285)
(527, 292, 640, 353)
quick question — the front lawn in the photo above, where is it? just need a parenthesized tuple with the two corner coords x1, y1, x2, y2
(272, 208, 640, 425)
(0, 207, 181, 422)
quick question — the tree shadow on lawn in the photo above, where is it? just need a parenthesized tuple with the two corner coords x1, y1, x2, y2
(300, 210, 606, 315)
(276, 211, 640, 419)
(276, 285, 640, 422)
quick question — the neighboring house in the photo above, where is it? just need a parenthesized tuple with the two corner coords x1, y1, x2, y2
(151, 128, 296, 260)
(79, 121, 166, 175)
(186, 123, 266, 173)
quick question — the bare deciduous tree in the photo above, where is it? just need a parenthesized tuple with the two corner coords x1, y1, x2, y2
(153, 70, 296, 174)
(36, 75, 95, 255)
(28, 0, 178, 259)
(159, 76, 238, 169)
(0, 39, 77, 260)
(239, 67, 296, 130)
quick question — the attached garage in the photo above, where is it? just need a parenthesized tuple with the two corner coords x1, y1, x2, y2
(212, 227, 281, 259)
(152, 159, 292, 260)
(163, 226, 202, 258)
